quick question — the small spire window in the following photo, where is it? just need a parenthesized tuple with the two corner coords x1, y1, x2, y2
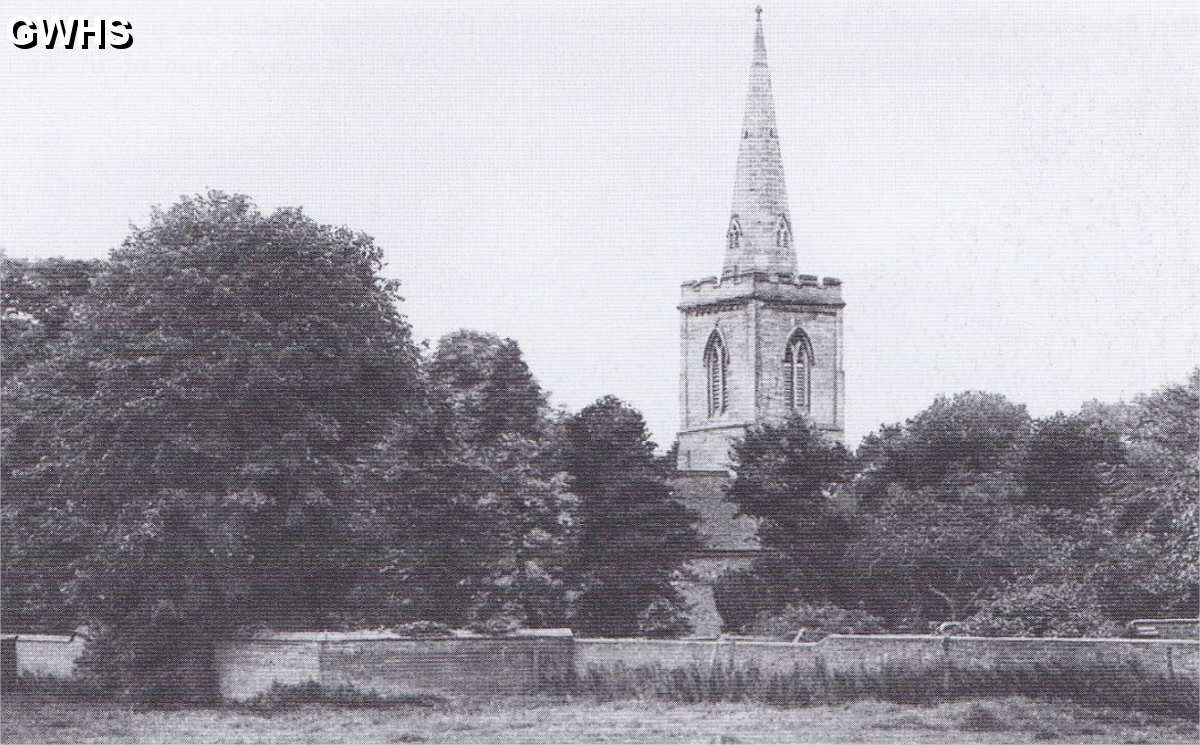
(783, 329, 813, 412)
(775, 216, 792, 249)
(704, 331, 729, 417)
(727, 217, 742, 252)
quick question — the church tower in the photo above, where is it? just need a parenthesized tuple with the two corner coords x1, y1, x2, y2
(677, 8, 845, 472)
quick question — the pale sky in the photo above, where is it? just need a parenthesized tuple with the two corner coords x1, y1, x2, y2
(3, 1, 1197, 449)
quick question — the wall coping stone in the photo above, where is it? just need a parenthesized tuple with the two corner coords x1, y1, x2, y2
(234, 628, 573, 643)
(578, 633, 1200, 648)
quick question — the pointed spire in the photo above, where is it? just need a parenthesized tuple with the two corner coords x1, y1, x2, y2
(724, 6, 796, 276)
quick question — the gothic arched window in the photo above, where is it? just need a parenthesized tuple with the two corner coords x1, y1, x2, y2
(704, 330, 729, 417)
(783, 329, 813, 412)
(727, 217, 742, 252)
(775, 215, 792, 249)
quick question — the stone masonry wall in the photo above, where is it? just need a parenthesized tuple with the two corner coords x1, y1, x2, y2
(575, 634, 1200, 695)
(677, 274, 845, 472)
(9, 630, 1196, 705)
(755, 302, 843, 433)
(214, 631, 574, 701)
(9, 633, 88, 680)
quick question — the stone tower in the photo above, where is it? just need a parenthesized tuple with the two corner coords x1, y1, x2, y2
(676, 8, 845, 473)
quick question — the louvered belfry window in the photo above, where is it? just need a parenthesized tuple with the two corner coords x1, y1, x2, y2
(704, 331, 728, 417)
(783, 330, 812, 412)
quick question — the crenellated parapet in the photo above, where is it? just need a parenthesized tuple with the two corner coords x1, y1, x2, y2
(679, 269, 844, 313)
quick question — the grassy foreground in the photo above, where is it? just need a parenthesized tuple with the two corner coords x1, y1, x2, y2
(2, 693, 1197, 744)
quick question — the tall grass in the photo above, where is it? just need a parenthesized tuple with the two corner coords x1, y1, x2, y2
(577, 655, 1198, 718)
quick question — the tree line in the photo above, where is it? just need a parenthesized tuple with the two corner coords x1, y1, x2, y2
(718, 378, 1198, 640)
(1, 191, 1196, 700)
(0, 192, 697, 699)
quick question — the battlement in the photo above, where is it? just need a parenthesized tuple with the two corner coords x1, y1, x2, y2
(679, 269, 843, 310)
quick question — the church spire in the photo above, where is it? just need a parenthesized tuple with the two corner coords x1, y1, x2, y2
(724, 6, 796, 276)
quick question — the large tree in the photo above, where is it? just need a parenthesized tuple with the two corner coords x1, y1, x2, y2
(844, 394, 1042, 629)
(0, 255, 104, 384)
(427, 330, 549, 446)
(854, 391, 1031, 504)
(848, 476, 1055, 629)
(1, 192, 422, 698)
(725, 416, 856, 607)
(1021, 411, 1124, 512)
(347, 337, 574, 632)
(1087, 370, 1199, 619)
(562, 396, 699, 637)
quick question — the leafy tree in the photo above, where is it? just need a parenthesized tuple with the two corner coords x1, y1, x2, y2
(427, 330, 548, 446)
(0, 255, 104, 383)
(1021, 411, 1123, 512)
(1087, 370, 1199, 620)
(562, 396, 699, 637)
(712, 568, 777, 632)
(1, 192, 421, 698)
(855, 392, 1031, 504)
(965, 578, 1119, 638)
(348, 412, 575, 631)
(847, 477, 1056, 629)
(742, 601, 885, 641)
(725, 416, 855, 604)
(341, 331, 574, 631)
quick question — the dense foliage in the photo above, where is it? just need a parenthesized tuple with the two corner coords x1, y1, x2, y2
(1, 192, 1195, 701)
(561, 396, 700, 637)
(346, 330, 574, 631)
(742, 601, 885, 642)
(726, 417, 855, 605)
(0, 255, 104, 384)
(0, 194, 703, 699)
(2, 192, 424, 697)
(723, 380, 1199, 636)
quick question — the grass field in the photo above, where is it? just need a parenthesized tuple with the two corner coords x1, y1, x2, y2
(2, 693, 1197, 744)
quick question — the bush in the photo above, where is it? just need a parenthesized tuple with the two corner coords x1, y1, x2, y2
(577, 654, 1198, 718)
(964, 580, 1120, 638)
(241, 682, 446, 713)
(637, 598, 693, 639)
(960, 702, 1009, 732)
(743, 601, 886, 641)
(389, 621, 455, 637)
(713, 569, 779, 633)
(76, 623, 220, 705)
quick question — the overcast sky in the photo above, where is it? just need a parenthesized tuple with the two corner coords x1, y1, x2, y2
(3, 1, 1197, 449)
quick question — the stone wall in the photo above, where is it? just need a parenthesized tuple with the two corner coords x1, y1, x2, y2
(215, 630, 574, 701)
(7, 633, 87, 679)
(213, 635, 322, 698)
(1127, 618, 1200, 639)
(8, 628, 1195, 706)
(575, 633, 1199, 682)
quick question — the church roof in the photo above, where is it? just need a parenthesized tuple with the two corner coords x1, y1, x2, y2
(724, 7, 797, 277)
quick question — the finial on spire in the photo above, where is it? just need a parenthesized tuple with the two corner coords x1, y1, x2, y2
(755, 5, 763, 22)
